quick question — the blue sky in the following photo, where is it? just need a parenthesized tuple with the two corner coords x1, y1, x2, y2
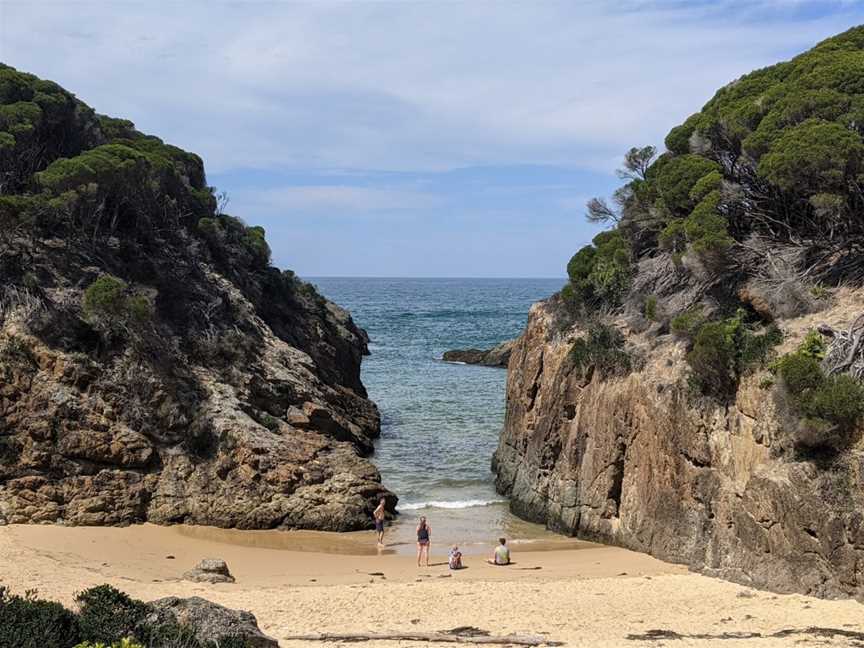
(2, 1, 863, 277)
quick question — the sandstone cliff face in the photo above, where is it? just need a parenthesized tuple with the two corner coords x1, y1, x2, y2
(494, 289, 864, 598)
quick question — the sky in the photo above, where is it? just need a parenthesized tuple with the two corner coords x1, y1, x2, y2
(2, 1, 863, 278)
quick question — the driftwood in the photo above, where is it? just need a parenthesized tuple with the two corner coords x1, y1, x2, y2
(281, 628, 562, 646)
(818, 313, 864, 380)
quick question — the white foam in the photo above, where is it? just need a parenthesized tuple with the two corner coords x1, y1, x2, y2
(399, 499, 507, 511)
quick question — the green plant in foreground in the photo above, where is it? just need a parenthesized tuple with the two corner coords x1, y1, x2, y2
(82, 275, 153, 330)
(643, 295, 658, 321)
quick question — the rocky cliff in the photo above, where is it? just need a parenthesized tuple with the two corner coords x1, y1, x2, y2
(0, 64, 395, 530)
(494, 286, 864, 598)
(494, 26, 864, 598)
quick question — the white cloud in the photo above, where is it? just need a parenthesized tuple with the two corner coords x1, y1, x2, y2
(234, 185, 441, 213)
(1, 1, 860, 175)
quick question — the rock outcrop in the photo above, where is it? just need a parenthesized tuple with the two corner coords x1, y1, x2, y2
(493, 288, 864, 598)
(442, 340, 515, 367)
(147, 596, 278, 648)
(183, 559, 235, 584)
(0, 64, 395, 530)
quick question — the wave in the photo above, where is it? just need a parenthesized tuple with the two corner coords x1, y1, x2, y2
(399, 499, 507, 511)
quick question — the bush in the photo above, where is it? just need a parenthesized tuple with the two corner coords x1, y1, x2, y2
(570, 323, 632, 380)
(775, 332, 864, 450)
(565, 230, 631, 308)
(0, 586, 80, 648)
(75, 585, 148, 646)
(686, 311, 780, 399)
(670, 307, 706, 338)
(643, 295, 658, 321)
(82, 276, 153, 330)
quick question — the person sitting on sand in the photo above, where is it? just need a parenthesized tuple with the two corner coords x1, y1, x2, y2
(416, 516, 431, 567)
(373, 497, 386, 546)
(487, 537, 510, 566)
(448, 545, 463, 570)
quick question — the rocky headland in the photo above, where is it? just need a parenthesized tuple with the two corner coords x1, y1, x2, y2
(0, 63, 395, 530)
(494, 27, 864, 598)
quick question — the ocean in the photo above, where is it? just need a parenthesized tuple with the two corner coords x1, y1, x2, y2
(310, 277, 572, 553)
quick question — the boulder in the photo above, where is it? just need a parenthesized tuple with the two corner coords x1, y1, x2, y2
(442, 340, 515, 368)
(147, 596, 278, 648)
(183, 558, 235, 584)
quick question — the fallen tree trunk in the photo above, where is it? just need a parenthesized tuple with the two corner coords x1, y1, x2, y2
(281, 631, 563, 646)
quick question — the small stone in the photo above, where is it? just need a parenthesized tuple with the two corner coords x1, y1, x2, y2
(183, 558, 235, 584)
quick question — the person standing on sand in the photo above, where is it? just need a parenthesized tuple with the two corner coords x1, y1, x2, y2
(416, 516, 431, 567)
(487, 537, 510, 565)
(373, 497, 386, 545)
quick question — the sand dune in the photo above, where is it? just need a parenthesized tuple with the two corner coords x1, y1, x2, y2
(1, 523, 862, 647)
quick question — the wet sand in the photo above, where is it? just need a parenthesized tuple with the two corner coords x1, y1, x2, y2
(1, 523, 862, 647)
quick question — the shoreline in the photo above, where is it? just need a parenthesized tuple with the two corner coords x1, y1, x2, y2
(2, 523, 863, 647)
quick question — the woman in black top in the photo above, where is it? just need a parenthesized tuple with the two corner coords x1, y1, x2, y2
(416, 516, 431, 567)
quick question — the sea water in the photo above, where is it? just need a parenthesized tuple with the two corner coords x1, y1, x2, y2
(310, 278, 574, 553)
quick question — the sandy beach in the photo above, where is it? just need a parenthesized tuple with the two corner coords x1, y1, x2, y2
(1, 523, 863, 647)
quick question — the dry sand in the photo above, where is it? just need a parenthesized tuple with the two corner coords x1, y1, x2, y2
(1, 523, 862, 647)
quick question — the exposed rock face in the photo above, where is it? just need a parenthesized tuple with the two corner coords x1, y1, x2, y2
(493, 289, 864, 598)
(147, 596, 278, 648)
(0, 65, 395, 531)
(442, 340, 515, 368)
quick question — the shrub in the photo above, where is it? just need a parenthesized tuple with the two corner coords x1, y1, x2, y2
(686, 311, 781, 399)
(670, 307, 706, 338)
(75, 585, 148, 646)
(565, 230, 631, 308)
(643, 295, 658, 321)
(83, 276, 128, 320)
(775, 331, 864, 451)
(0, 586, 80, 648)
(82, 276, 153, 330)
(570, 323, 632, 380)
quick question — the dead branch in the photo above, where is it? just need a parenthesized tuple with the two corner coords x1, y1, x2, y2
(821, 313, 864, 379)
(280, 630, 563, 646)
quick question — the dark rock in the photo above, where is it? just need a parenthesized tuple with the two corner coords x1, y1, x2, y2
(442, 340, 515, 367)
(147, 596, 278, 648)
(183, 559, 235, 584)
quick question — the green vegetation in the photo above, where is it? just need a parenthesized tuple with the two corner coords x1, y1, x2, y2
(0, 62, 276, 282)
(198, 215, 272, 268)
(564, 229, 631, 309)
(775, 331, 864, 449)
(570, 323, 633, 380)
(0, 584, 252, 648)
(82, 276, 153, 328)
(670, 307, 707, 338)
(643, 295, 658, 321)
(579, 26, 864, 284)
(682, 310, 781, 399)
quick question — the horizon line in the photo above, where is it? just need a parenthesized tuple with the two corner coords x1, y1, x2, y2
(302, 275, 567, 280)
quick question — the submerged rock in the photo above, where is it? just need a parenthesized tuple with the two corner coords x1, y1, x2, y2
(443, 340, 515, 367)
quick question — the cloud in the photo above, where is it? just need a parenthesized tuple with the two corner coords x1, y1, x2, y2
(1, 1, 862, 276)
(233, 185, 441, 214)
(2, 1, 860, 175)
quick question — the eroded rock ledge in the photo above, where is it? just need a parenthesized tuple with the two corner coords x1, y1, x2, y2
(493, 289, 864, 598)
(442, 340, 515, 367)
